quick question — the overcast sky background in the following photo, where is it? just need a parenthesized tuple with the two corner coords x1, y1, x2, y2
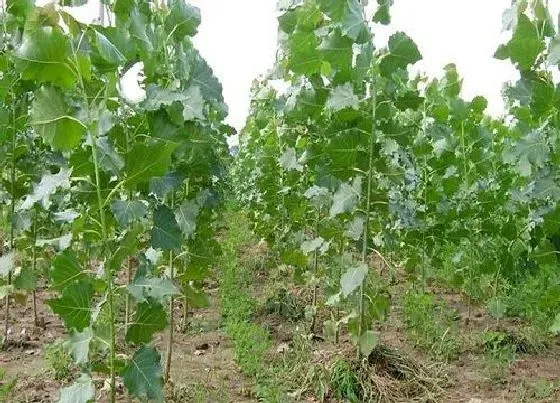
(29, 0, 560, 131)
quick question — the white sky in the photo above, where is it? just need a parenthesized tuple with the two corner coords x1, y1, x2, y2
(25, 0, 560, 131)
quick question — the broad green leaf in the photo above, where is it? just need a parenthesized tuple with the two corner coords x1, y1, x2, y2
(318, 0, 368, 42)
(69, 327, 92, 364)
(530, 239, 557, 266)
(548, 36, 560, 66)
(0, 252, 15, 278)
(549, 313, 560, 334)
(344, 216, 365, 241)
(319, 29, 353, 73)
(49, 250, 83, 290)
(190, 52, 225, 103)
(0, 285, 14, 299)
(495, 14, 544, 70)
(373, 0, 393, 25)
(7, 0, 34, 18)
(487, 298, 507, 320)
(126, 302, 167, 344)
(359, 330, 378, 356)
(175, 200, 200, 239)
(48, 280, 93, 331)
(326, 83, 360, 112)
(30, 87, 86, 151)
(15, 22, 77, 87)
(149, 171, 184, 199)
(124, 142, 176, 189)
(111, 200, 148, 228)
(330, 177, 362, 218)
(165, 0, 201, 40)
(13, 266, 36, 290)
(379, 32, 422, 77)
(96, 137, 124, 174)
(278, 147, 303, 172)
(286, 31, 322, 75)
(21, 168, 72, 210)
(58, 374, 95, 403)
(304, 185, 331, 208)
(143, 85, 205, 121)
(341, 264, 368, 297)
(107, 225, 143, 272)
(123, 345, 164, 403)
(151, 206, 182, 250)
(128, 276, 179, 303)
(301, 237, 325, 254)
(95, 31, 126, 65)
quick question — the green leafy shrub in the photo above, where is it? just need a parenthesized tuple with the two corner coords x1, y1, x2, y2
(44, 340, 73, 381)
(403, 291, 459, 360)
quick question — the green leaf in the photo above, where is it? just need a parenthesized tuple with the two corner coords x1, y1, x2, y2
(49, 250, 83, 290)
(13, 266, 36, 290)
(124, 142, 176, 189)
(373, 0, 393, 25)
(344, 217, 365, 241)
(30, 87, 86, 151)
(151, 206, 182, 250)
(126, 302, 168, 344)
(496, 14, 544, 70)
(21, 168, 72, 210)
(95, 31, 126, 65)
(319, 29, 353, 73)
(165, 0, 201, 40)
(143, 85, 205, 121)
(48, 280, 93, 331)
(58, 374, 95, 403)
(128, 276, 180, 303)
(286, 31, 322, 75)
(341, 264, 368, 297)
(278, 147, 303, 172)
(358, 330, 378, 357)
(530, 239, 557, 266)
(548, 36, 560, 66)
(318, 0, 367, 42)
(487, 298, 507, 320)
(379, 32, 422, 78)
(111, 200, 148, 228)
(330, 177, 362, 218)
(0, 252, 15, 278)
(123, 345, 164, 403)
(15, 21, 77, 87)
(0, 285, 14, 300)
(326, 83, 360, 112)
(69, 327, 93, 364)
(549, 313, 560, 334)
(108, 225, 143, 272)
(175, 200, 200, 240)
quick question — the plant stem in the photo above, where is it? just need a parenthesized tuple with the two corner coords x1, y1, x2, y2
(32, 209, 38, 326)
(310, 211, 320, 334)
(164, 194, 175, 383)
(164, 248, 174, 383)
(359, 79, 377, 356)
(4, 94, 17, 345)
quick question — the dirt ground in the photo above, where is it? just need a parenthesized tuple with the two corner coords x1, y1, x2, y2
(2, 274, 560, 402)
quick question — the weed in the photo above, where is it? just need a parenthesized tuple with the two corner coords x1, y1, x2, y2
(403, 290, 459, 360)
(0, 368, 16, 401)
(330, 359, 361, 402)
(263, 287, 305, 322)
(480, 330, 516, 384)
(44, 340, 73, 381)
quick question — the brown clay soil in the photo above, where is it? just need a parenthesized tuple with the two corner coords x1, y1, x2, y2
(2, 265, 560, 402)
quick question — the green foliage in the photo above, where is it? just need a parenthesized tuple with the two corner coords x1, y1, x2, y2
(403, 291, 459, 360)
(44, 340, 73, 381)
(330, 359, 360, 402)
